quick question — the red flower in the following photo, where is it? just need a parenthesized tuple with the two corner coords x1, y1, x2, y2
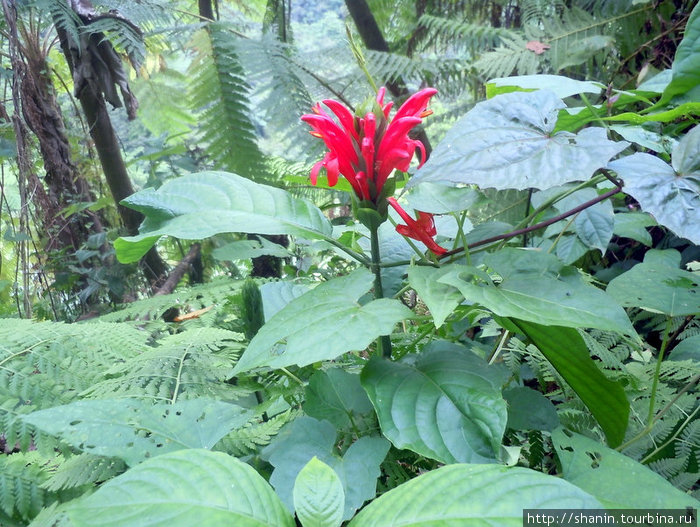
(387, 197, 447, 256)
(301, 87, 437, 204)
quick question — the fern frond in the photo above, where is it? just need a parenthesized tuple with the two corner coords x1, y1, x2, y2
(0, 320, 148, 449)
(82, 327, 248, 403)
(474, 33, 540, 79)
(98, 279, 242, 323)
(188, 23, 264, 179)
(0, 452, 66, 523)
(237, 34, 317, 160)
(41, 454, 125, 492)
(418, 14, 513, 54)
(216, 409, 299, 456)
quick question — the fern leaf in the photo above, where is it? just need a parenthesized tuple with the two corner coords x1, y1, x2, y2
(216, 409, 299, 456)
(82, 327, 248, 402)
(188, 23, 264, 178)
(41, 454, 126, 492)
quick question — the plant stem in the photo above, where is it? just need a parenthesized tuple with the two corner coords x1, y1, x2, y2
(370, 224, 392, 358)
(646, 316, 673, 425)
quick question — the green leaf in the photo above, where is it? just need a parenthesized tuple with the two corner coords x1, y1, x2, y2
(669, 334, 700, 362)
(303, 369, 373, 430)
(65, 449, 295, 527)
(361, 342, 508, 464)
(114, 171, 332, 263)
(607, 249, 700, 316)
(348, 464, 601, 527)
(673, 124, 700, 175)
(554, 35, 614, 71)
(553, 429, 700, 508)
(262, 417, 390, 520)
(293, 457, 345, 527)
(486, 74, 603, 99)
(613, 212, 656, 246)
(259, 281, 311, 321)
(608, 124, 677, 154)
(609, 152, 699, 245)
(233, 269, 412, 374)
(438, 249, 636, 336)
(556, 188, 614, 253)
(407, 265, 464, 328)
(504, 320, 629, 447)
(213, 238, 291, 261)
(22, 399, 251, 467)
(405, 182, 484, 214)
(661, 2, 700, 103)
(408, 91, 628, 191)
(504, 387, 559, 431)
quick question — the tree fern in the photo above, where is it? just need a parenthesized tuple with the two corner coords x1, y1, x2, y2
(188, 22, 264, 179)
(81, 327, 248, 403)
(97, 278, 243, 323)
(0, 452, 74, 524)
(0, 320, 148, 449)
(216, 408, 299, 456)
(237, 34, 316, 159)
(418, 14, 514, 55)
(41, 454, 126, 492)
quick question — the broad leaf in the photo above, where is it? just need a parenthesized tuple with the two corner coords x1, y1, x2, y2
(661, 2, 700, 103)
(607, 249, 700, 316)
(262, 417, 390, 520)
(233, 269, 412, 374)
(212, 237, 291, 261)
(348, 464, 601, 527)
(504, 320, 629, 447)
(408, 91, 628, 191)
(407, 265, 464, 328)
(114, 171, 333, 263)
(504, 387, 559, 431)
(553, 429, 700, 508)
(22, 399, 251, 467)
(259, 281, 311, 321)
(613, 212, 656, 246)
(556, 188, 614, 253)
(486, 74, 603, 99)
(405, 182, 484, 214)
(65, 449, 295, 527)
(438, 249, 636, 336)
(361, 342, 508, 464)
(303, 369, 373, 430)
(293, 457, 345, 527)
(609, 130, 700, 245)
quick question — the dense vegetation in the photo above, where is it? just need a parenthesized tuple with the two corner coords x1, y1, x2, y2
(0, 0, 698, 525)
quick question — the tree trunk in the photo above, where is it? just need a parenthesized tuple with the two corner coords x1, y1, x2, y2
(198, 0, 215, 20)
(54, 24, 167, 285)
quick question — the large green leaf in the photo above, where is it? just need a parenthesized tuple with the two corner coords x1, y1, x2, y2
(348, 464, 600, 527)
(262, 417, 390, 520)
(661, 2, 700, 103)
(303, 368, 374, 430)
(607, 249, 700, 316)
(503, 387, 559, 432)
(361, 342, 508, 464)
(233, 269, 412, 374)
(438, 249, 636, 336)
(408, 90, 628, 191)
(114, 171, 333, 263)
(405, 182, 484, 214)
(293, 457, 345, 527)
(22, 399, 251, 467)
(486, 74, 604, 99)
(609, 128, 700, 245)
(504, 320, 629, 447)
(65, 449, 295, 527)
(553, 429, 700, 508)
